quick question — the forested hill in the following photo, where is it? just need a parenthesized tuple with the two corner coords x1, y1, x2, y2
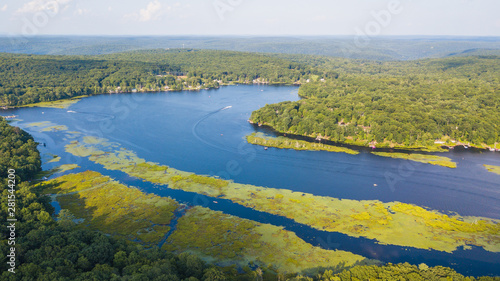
(0, 49, 318, 106)
(2, 36, 500, 60)
(250, 55, 500, 150)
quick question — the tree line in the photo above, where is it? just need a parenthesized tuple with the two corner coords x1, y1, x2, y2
(250, 56, 500, 148)
(0, 49, 320, 106)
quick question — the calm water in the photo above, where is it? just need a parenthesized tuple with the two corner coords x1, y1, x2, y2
(5, 85, 500, 276)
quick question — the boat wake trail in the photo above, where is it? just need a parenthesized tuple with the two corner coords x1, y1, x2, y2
(68, 110, 116, 122)
(191, 106, 236, 153)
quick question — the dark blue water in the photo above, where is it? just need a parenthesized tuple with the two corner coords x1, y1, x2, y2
(4, 85, 500, 276)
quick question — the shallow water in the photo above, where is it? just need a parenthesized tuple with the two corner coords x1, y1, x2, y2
(5, 85, 500, 276)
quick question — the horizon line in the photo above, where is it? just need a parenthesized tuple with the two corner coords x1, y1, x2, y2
(1, 34, 500, 39)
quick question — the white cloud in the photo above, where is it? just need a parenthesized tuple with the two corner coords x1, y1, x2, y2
(139, 0, 163, 22)
(1, 5, 7, 12)
(125, 0, 169, 22)
(15, 0, 72, 15)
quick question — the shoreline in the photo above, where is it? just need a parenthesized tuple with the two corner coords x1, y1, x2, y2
(1, 82, 300, 110)
(249, 121, 498, 154)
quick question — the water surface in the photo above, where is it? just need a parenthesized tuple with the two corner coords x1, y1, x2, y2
(5, 85, 500, 276)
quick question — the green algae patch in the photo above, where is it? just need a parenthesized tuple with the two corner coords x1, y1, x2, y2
(19, 96, 86, 109)
(65, 135, 500, 253)
(25, 121, 52, 128)
(53, 164, 79, 173)
(41, 125, 68, 132)
(247, 133, 359, 155)
(47, 154, 61, 163)
(25, 121, 68, 133)
(224, 187, 500, 253)
(39, 171, 179, 245)
(162, 206, 370, 274)
(372, 152, 457, 168)
(484, 164, 500, 175)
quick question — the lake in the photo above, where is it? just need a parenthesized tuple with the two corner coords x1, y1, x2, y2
(6, 85, 500, 276)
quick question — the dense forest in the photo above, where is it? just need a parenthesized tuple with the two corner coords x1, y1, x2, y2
(250, 55, 500, 149)
(0, 49, 318, 106)
(1, 121, 499, 280)
(2, 50, 498, 148)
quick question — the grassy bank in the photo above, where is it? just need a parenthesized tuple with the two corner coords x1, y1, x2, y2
(246, 132, 359, 155)
(372, 152, 457, 168)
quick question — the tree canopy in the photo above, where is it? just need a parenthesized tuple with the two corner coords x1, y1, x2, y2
(250, 56, 500, 149)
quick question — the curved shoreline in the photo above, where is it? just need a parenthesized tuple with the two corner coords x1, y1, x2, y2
(62, 134, 500, 255)
(6, 83, 300, 109)
(249, 122, 496, 154)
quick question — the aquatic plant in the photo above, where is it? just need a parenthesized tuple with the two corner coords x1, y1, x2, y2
(372, 152, 457, 168)
(247, 132, 359, 155)
(53, 164, 79, 173)
(41, 125, 69, 132)
(47, 154, 61, 163)
(26, 121, 68, 132)
(39, 171, 179, 245)
(163, 206, 371, 274)
(484, 164, 500, 175)
(64, 135, 500, 253)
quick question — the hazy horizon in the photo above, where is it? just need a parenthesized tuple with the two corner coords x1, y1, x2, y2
(1, 0, 499, 37)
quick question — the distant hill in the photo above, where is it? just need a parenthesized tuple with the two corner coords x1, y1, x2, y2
(1, 35, 500, 60)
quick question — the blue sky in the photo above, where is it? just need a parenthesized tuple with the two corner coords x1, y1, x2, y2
(1, 0, 499, 36)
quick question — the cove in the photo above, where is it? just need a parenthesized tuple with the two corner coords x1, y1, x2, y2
(5, 85, 500, 276)
(45, 153, 500, 277)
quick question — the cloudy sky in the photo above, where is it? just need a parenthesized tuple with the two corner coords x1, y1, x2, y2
(1, 0, 499, 36)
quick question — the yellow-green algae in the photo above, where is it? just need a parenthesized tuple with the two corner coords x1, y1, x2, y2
(41, 125, 69, 132)
(372, 152, 457, 168)
(163, 206, 370, 273)
(47, 154, 61, 163)
(25, 121, 68, 132)
(484, 164, 500, 175)
(25, 121, 52, 128)
(65, 136, 500, 253)
(39, 171, 178, 245)
(53, 164, 79, 173)
(40, 171, 370, 273)
(19, 96, 86, 109)
(247, 133, 359, 155)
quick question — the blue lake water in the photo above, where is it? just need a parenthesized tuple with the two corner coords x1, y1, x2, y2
(5, 85, 500, 276)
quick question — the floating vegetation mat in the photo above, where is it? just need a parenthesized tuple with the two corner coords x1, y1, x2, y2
(65, 135, 500, 253)
(40, 171, 370, 273)
(372, 152, 457, 168)
(25, 121, 68, 132)
(38, 171, 179, 245)
(53, 164, 79, 173)
(46, 154, 61, 163)
(484, 164, 500, 175)
(247, 132, 359, 155)
(163, 206, 371, 274)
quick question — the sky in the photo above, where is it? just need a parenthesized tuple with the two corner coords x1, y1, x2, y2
(0, 0, 499, 36)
